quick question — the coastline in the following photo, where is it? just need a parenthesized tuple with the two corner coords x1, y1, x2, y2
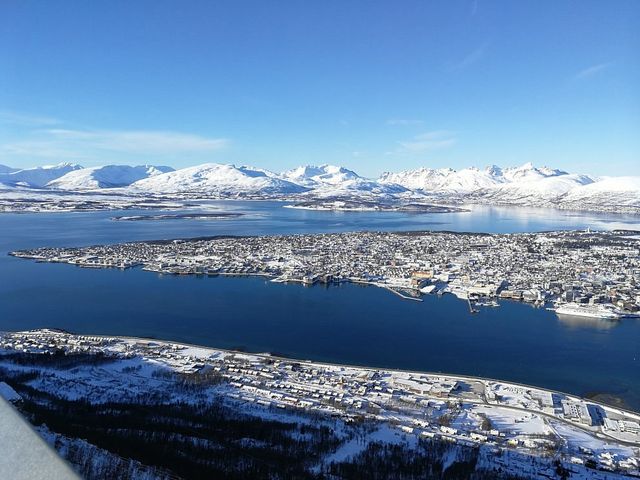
(2, 328, 640, 477)
(3, 327, 639, 421)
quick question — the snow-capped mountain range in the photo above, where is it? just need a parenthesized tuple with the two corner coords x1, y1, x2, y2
(48, 165, 175, 190)
(279, 164, 408, 197)
(1, 161, 638, 213)
(0, 162, 83, 188)
(378, 163, 575, 193)
(130, 163, 307, 196)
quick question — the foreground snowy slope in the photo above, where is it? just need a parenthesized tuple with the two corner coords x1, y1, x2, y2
(2, 329, 638, 479)
(48, 164, 174, 190)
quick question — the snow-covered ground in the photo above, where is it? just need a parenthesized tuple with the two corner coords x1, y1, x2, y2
(1, 161, 638, 214)
(0, 187, 197, 213)
(0, 329, 638, 478)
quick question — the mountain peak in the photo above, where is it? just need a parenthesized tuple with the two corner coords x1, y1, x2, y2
(280, 164, 361, 187)
(47, 164, 175, 190)
(0, 162, 84, 188)
(129, 162, 306, 195)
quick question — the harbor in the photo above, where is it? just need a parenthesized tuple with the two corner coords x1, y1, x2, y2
(11, 229, 640, 319)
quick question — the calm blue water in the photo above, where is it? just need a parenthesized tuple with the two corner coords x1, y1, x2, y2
(1, 201, 639, 408)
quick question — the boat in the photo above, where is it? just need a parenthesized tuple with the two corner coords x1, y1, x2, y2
(476, 298, 500, 308)
(555, 303, 622, 320)
(419, 284, 437, 294)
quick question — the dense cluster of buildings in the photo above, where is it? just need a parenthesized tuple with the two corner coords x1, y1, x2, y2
(0, 329, 638, 475)
(11, 229, 640, 314)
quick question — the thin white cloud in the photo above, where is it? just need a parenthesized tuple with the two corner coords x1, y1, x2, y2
(0, 125, 229, 164)
(45, 129, 228, 154)
(0, 110, 61, 126)
(575, 62, 612, 80)
(449, 42, 489, 71)
(0, 141, 87, 159)
(386, 118, 424, 126)
(393, 130, 457, 154)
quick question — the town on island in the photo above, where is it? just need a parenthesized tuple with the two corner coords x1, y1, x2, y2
(10, 228, 640, 320)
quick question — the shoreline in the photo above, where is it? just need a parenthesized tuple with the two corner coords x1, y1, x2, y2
(3, 327, 639, 420)
(15, 255, 636, 320)
(2, 328, 640, 477)
(1, 191, 639, 215)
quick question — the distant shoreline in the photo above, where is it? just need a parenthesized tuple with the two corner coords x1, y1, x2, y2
(111, 212, 244, 221)
(284, 200, 467, 213)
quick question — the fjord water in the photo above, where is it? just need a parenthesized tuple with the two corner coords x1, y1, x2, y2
(1, 201, 639, 409)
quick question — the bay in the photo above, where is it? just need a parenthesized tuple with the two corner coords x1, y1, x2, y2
(1, 201, 639, 409)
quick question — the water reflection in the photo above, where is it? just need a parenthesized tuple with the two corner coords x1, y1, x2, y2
(556, 313, 619, 330)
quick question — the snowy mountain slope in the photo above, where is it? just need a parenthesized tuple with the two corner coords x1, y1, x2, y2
(438, 167, 504, 192)
(376, 162, 639, 211)
(306, 178, 409, 198)
(289, 165, 411, 198)
(0, 162, 83, 188)
(379, 165, 505, 192)
(281, 164, 408, 197)
(378, 163, 571, 193)
(559, 176, 640, 208)
(468, 174, 595, 203)
(458, 171, 640, 212)
(379, 167, 457, 191)
(280, 164, 361, 187)
(129, 163, 307, 195)
(501, 162, 567, 183)
(48, 164, 174, 190)
(0, 164, 18, 175)
(0, 165, 18, 189)
(1, 160, 638, 213)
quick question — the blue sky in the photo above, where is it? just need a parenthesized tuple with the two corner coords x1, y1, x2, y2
(1, 0, 638, 177)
